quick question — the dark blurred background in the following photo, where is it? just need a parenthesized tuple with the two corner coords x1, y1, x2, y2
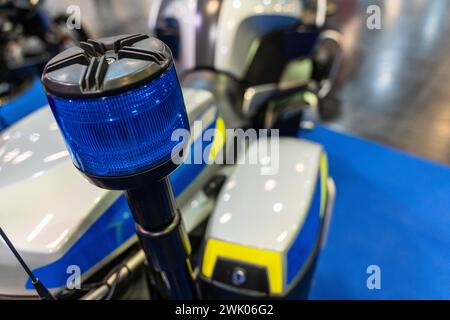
(44, 0, 450, 164)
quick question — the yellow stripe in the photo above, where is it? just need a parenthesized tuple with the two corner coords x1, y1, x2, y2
(202, 239, 283, 294)
(303, 91, 318, 108)
(320, 152, 329, 217)
(208, 117, 226, 162)
(180, 226, 192, 255)
(186, 259, 194, 275)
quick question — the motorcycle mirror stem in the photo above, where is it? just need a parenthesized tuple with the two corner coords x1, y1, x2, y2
(41, 34, 197, 299)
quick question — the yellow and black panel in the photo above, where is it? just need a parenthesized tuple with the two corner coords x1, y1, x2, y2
(201, 150, 329, 297)
(201, 239, 283, 295)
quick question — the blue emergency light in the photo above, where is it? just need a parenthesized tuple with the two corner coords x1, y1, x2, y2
(42, 34, 189, 179)
(46, 64, 188, 177)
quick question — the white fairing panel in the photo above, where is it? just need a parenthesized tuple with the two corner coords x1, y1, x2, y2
(214, 0, 303, 79)
(0, 106, 113, 296)
(0, 88, 217, 296)
(207, 137, 322, 252)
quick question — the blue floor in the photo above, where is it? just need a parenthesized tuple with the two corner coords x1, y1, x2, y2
(300, 126, 450, 299)
(0, 79, 48, 131)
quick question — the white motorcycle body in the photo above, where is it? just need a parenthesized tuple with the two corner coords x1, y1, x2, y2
(0, 88, 221, 297)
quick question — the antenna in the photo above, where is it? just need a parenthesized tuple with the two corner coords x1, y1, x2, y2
(0, 227, 55, 300)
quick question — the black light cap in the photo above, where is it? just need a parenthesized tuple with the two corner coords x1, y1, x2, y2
(42, 34, 171, 97)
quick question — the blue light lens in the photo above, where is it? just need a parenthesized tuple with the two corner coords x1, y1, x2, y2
(47, 64, 189, 177)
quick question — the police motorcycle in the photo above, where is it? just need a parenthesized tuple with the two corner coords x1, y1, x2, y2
(0, 0, 89, 131)
(152, 0, 342, 124)
(0, 0, 339, 300)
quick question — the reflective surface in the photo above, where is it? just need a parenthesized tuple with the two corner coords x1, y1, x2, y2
(207, 138, 323, 252)
(326, 0, 450, 164)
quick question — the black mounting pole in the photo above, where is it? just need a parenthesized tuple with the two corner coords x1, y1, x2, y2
(125, 177, 197, 299)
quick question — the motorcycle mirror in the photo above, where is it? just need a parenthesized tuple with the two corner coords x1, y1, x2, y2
(242, 79, 309, 120)
(242, 83, 277, 118)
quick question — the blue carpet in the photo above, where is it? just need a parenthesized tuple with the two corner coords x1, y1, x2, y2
(300, 125, 450, 299)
